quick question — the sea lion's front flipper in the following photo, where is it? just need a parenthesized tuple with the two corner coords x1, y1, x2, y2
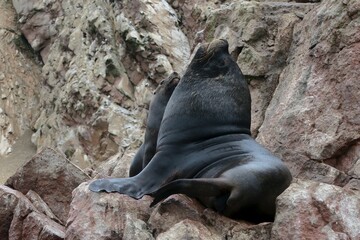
(89, 178, 144, 199)
(150, 178, 232, 207)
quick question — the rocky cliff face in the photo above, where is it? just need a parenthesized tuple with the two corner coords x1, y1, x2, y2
(0, 0, 359, 239)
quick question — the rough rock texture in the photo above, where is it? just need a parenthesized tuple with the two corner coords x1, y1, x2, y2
(9, 193, 65, 240)
(65, 182, 153, 240)
(66, 183, 272, 239)
(5, 148, 90, 223)
(0, 185, 65, 240)
(0, 0, 359, 239)
(10, 0, 191, 171)
(256, 0, 360, 186)
(64, 180, 360, 239)
(272, 180, 360, 240)
(0, 0, 41, 158)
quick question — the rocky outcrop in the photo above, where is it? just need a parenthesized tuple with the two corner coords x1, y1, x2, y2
(65, 181, 360, 239)
(256, 0, 360, 188)
(0, 0, 41, 158)
(0, 0, 359, 239)
(11, 0, 191, 171)
(4, 147, 356, 239)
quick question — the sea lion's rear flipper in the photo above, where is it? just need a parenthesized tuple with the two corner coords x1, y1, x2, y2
(150, 178, 232, 207)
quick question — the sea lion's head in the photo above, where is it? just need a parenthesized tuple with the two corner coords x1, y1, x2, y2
(154, 72, 180, 95)
(188, 39, 240, 79)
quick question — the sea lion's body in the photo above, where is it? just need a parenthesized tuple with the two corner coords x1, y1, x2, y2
(89, 39, 292, 222)
(150, 134, 291, 222)
(129, 72, 180, 177)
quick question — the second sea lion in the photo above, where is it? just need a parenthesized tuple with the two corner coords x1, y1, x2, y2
(129, 72, 180, 177)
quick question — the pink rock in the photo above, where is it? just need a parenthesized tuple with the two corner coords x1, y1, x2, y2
(272, 180, 360, 240)
(25, 190, 62, 225)
(5, 148, 90, 223)
(257, 0, 360, 183)
(65, 182, 153, 239)
(9, 191, 64, 240)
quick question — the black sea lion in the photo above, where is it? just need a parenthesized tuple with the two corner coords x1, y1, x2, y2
(89, 39, 292, 221)
(129, 72, 180, 177)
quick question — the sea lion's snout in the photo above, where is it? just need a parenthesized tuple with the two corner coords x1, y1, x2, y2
(194, 39, 229, 62)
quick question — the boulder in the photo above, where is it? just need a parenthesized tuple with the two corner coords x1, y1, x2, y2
(0, 185, 64, 240)
(66, 183, 256, 239)
(65, 182, 153, 239)
(5, 148, 90, 223)
(196, 0, 317, 136)
(9, 196, 65, 240)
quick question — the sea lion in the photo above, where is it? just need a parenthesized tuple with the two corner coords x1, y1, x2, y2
(89, 39, 292, 221)
(129, 72, 180, 177)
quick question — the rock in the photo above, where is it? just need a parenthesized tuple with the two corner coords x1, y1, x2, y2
(65, 182, 153, 239)
(66, 184, 252, 239)
(15, 0, 191, 167)
(272, 180, 360, 240)
(257, 0, 360, 183)
(201, 208, 251, 237)
(0, 185, 25, 238)
(156, 219, 220, 240)
(0, 185, 64, 240)
(25, 190, 62, 225)
(5, 148, 90, 223)
(9, 190, 65, 240)
(94, 147, 139, 179)
(123, 214, 155, 240)
(296, 161, 350, 186)
(227, 222, 272, 240)
(0, 184, 64, 240)
(149, 194, 251, 237)
(13, 0, 62, 61)
(149, 195, 205, 235)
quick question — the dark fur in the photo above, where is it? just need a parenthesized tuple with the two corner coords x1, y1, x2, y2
(129, 72, 180, 177)
(89, 39, 292, 222)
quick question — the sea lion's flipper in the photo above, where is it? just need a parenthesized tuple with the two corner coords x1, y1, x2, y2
(89, 178, 144, 199)
(150, 178, 232, 207)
